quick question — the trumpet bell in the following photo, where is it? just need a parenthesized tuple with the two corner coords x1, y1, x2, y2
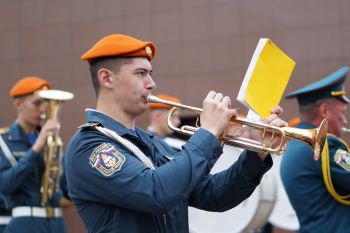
(147, 94, 328, 161)
(283, 119, 328, 160)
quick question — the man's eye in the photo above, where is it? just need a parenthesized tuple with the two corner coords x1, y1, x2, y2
(33, 101, 43, 106)
(138, 71, 146, 77)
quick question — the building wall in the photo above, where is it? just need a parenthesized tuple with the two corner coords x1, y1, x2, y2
(0, 0, 349, 232)
(1, 0, 349, 142)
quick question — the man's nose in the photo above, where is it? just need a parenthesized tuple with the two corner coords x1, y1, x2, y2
(147, 76, 156, 90)
(40, 103, 46, 113)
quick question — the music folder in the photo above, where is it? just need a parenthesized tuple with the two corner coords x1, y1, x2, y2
(237, 38, 296, 118)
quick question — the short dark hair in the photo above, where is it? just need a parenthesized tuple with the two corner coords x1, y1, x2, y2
(299, 98, 336, 122)
(88, 56, 133, 97)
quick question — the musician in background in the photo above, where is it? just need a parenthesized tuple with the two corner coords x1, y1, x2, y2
(0, 77, 67, 233)
(0, 194, 10, 233)
(281, 67, 350, 233)
(0, 127, 11, 233)
(147, 94, 181, 138)
(65, 33, 288, 233)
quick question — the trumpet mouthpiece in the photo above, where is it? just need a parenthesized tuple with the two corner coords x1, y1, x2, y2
(342, 127, 350, 133)
(40, 114, 46, 121)
(147, 94, 159, 103)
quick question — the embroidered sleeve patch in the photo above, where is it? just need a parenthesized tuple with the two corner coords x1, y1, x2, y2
(89, 143, 126, 176)
(334, 149, 350, 172)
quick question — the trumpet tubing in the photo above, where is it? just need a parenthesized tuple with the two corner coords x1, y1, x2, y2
(147, 94, 328, 160)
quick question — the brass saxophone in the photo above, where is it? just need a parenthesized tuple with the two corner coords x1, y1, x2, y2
(37, 90, 74, 207)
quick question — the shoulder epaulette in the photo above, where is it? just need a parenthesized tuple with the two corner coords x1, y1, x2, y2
(327, 134, 343, 145)
(0, 127, 9, 135)
(78, 122, 101, 129)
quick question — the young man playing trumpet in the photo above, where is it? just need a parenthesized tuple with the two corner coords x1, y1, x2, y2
(65, 34, 288, 233)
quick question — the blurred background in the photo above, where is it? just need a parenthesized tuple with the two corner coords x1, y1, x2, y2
(0, 0, 349, 232)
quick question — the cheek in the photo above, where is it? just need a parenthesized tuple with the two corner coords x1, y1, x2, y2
(341, 114, 347, 124)
(21, 104, 31, 114)
(123, 79, 140, 94)
(30, 105, 40, 113)
(330, 113, 343, 127)
(335, 111, 344, 121)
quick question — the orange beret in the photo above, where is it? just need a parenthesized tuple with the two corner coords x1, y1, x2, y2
(81, 34, 156, 62)
(148, 94, 181, 110)
(9, 76, 51, 97)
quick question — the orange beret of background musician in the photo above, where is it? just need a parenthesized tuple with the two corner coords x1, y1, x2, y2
(81, 34, 156, 62)
(288, 117, 301, 127)
(228, 114, 246, 127)
(148, 94, 181, 110)
(9, 76, 52, 97)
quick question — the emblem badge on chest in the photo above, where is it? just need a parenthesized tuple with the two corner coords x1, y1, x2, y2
(89, 143, 126, 176)
(334, 149, 350, 172)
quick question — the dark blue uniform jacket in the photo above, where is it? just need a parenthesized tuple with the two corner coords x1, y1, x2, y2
(281, 122, 350, 233)
(0, 198, 10, 233)
(65, 109, 273, 233)
(0, 121, 66, 233)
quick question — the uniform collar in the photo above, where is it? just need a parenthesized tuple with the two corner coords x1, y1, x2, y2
(146, 126, 164, 139)
(296, 121, 317, 129)
(85, 109, 139, 137)
(85, 109, 155, 149)
(8, 120, 29, 142)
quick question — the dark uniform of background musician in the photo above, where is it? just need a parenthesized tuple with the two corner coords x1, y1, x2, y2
(0, 195, 10, 232)
(0, 77, 67, 233)
(281, 67, 350, 233)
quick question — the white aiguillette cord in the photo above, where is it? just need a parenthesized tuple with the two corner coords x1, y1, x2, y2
(94, 126, 156, 170)
(0, 135, 17, 166)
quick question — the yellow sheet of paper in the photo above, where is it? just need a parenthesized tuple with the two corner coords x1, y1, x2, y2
(244, 39, 296, 118)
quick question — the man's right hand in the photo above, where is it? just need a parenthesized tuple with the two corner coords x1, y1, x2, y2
(200, 91, 238, 138)
(32, 119, 61, 153)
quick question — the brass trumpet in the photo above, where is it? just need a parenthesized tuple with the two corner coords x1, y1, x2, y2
(147, 94, 328, 160)
(37, 89, 74, 206)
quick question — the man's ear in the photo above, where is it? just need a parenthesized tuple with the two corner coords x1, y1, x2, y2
(97, 68, 113, 89)
(13, 97, 23, 113)
(318, 102, 329, 118)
